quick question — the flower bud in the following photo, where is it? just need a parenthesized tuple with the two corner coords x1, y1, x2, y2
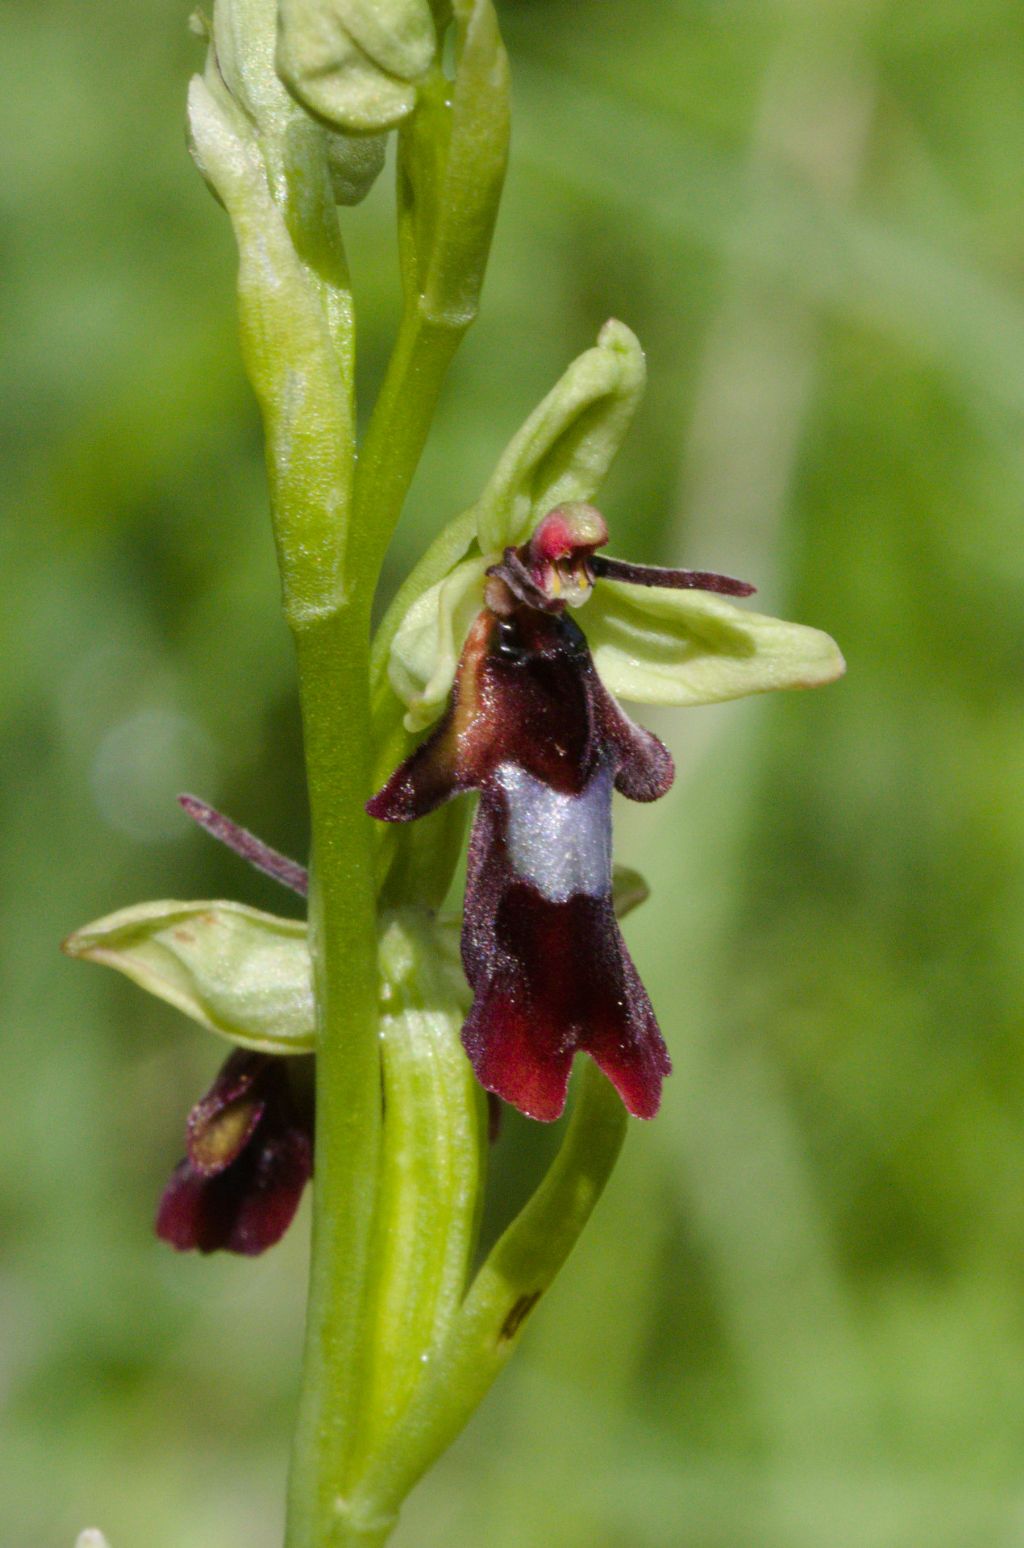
(191, 0, 388, 206)
(326, 128, 388, 204)
(278, 0, 438, 132)
(208, 0, 294, 142)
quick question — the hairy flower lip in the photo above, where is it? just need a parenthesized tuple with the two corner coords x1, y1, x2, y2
(369, 596, 674, 1121)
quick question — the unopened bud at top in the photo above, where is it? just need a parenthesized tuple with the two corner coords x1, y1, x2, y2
(277, 0, 439, 133)
(190, 0, 387, 206)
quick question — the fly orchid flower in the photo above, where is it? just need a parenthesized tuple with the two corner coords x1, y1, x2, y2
(370, 502, 844, 1121)
(370, 322, 843, 1121)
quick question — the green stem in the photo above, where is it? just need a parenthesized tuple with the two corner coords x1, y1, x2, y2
(349, 1063, 629, 1520)
(351, 302, 467, 591)
(286, 604, 383, 1548)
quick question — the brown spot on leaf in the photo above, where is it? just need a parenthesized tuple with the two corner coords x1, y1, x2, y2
(499, 1290, 541, 1342)
(173, 929, 196, 944)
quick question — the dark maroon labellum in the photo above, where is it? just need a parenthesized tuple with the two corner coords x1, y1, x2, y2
(369, 596, 674, 1122)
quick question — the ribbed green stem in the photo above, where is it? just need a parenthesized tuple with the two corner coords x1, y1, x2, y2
(286, 603, 382, 1548)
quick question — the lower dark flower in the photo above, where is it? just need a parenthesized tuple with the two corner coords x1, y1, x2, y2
(156, 1050, 314, 1255)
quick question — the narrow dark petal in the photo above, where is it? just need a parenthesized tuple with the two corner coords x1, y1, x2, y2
(367, 711, 463, 821)
(369, 612, 498, 821)
(591, 554, 756, 597)
(486, 549, 562, 612)
(178, 794, 309, 896)
(587, 674, 675, 803)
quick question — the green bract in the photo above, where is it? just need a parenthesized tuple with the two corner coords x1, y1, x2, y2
(187, 2, 361, 624)
(62, 878, 647, 1063)
(363, 912, 481, 1454)
(63, 894, 477, 1055)
(387, 320, 845, 730)
(63, 900, 315, 1054)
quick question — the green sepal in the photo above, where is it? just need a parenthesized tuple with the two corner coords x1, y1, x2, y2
(277, 0, 438, 133)
(388, 554, 489, 731)
(474, 319, 646, 555)
(385, 321, 647, 727)
(584, 577, 847, 707)
(63, 900, 314, 1054)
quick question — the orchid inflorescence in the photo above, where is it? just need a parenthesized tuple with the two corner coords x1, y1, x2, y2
(68, 466, 841, 1250)
(63, 0, 844, 1540)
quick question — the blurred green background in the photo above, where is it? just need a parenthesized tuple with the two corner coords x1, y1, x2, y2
(4, 0, 1024, 1543)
